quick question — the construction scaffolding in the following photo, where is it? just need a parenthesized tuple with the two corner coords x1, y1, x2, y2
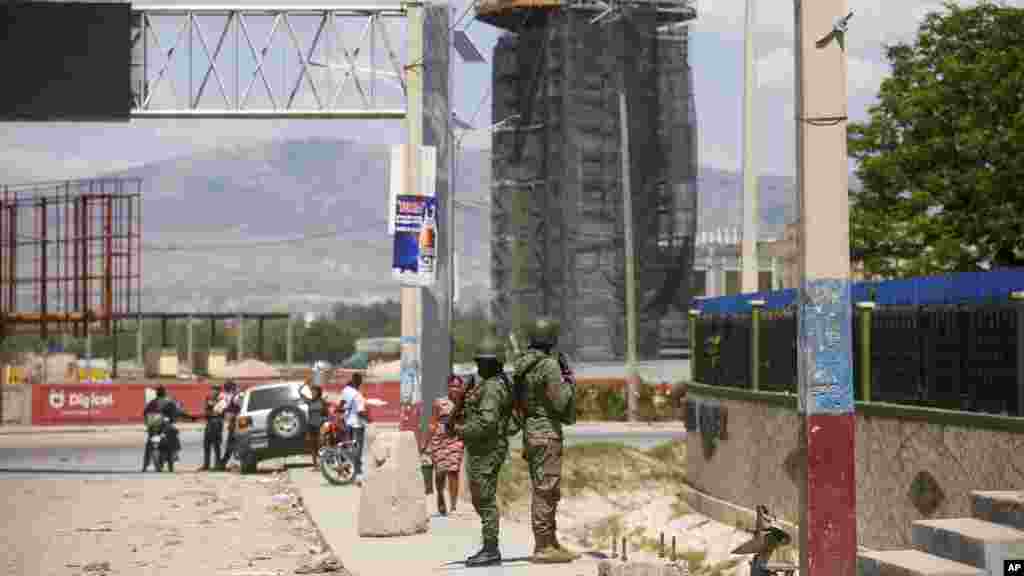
(485, 0, 699, 361)
(0, 178, 142, 341)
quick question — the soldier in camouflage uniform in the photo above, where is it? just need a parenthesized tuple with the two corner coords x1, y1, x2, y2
(511, 317, 581, 564)
(452, 336, 516, 567)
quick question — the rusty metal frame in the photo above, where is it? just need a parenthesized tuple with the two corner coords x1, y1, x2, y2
(0, 178, 142, 339)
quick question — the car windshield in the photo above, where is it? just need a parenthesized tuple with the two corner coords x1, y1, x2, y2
(247, 386, 299, 411)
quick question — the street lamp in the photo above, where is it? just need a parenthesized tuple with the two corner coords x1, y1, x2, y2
(448, 112, 520, 365)
(741, 0, 759, 294)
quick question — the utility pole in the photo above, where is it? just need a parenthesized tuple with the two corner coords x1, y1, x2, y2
(399, 0, 426, 441)
(741, 0, 759, 293)
(619, 91, 639, 422)
(794, 0, 855, 575)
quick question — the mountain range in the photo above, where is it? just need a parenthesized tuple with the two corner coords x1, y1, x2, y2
(103, 137, 799, 316)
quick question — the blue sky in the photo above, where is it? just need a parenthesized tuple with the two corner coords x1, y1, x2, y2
(1, 0, 1009, 184)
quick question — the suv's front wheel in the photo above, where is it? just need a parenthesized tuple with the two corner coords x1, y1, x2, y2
(266, 405, 307, 441)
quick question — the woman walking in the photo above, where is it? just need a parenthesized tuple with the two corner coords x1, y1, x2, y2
(304, 383, 326, 467)
(427, 375, 466, 516)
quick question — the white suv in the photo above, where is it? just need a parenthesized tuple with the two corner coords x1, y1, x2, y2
(235, 381, 311, 474)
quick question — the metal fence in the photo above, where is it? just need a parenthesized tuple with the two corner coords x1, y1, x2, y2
(693, 303, 1022, 416)
(695, 269, 1024, 315)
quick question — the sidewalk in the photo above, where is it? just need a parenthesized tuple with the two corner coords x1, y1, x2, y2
(290, 465, 606, 576)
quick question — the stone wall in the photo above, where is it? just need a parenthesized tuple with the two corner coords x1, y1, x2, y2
(685, 386, 1024, 549)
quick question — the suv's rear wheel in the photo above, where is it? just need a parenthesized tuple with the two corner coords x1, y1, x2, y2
(266, 405, 307, 441)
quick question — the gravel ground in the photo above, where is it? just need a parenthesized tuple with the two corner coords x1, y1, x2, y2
(0, 465, 351, 576)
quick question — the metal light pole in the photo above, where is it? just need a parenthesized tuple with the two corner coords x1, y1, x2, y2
(447, 25, 486, 371)
(449, 113, 519, 350)
(740, 0, 759, 293)
(619, 91, 639, 422)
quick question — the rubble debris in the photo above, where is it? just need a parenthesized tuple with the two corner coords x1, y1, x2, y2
(81, 560, 112, 574)
(293, 553, 346, 575)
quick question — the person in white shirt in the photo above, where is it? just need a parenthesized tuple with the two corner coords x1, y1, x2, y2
(339, 372, 369, 484)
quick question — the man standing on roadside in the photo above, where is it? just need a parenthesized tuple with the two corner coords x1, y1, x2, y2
(339, 372, 369, 485)
(452, 336, 517, 567)
(199, 383, 224, 471)
(512, 317, 580, 563)
(217, 380, 242, 470)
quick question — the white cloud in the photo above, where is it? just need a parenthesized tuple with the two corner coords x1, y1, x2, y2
(848, 57, 887, 99)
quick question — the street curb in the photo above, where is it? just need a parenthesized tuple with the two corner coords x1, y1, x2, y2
(287, 469, 355, 576)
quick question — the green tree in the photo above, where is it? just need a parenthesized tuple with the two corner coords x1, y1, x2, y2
(300, 318, 357, 365)
(848, 1, 1024, 278)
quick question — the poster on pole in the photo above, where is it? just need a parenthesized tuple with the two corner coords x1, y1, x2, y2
(388, 145, 436, 235)
(392, 195, 438, 286)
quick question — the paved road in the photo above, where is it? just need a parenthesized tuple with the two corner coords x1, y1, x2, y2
(0, 426, 685, 475)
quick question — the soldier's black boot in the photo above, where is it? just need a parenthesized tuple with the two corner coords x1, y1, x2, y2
(466, 543, 501, 567)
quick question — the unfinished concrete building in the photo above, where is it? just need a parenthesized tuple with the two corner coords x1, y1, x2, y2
(479, 0, 699, 361)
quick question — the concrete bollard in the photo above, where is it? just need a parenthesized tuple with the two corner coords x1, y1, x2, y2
(357, 430, 429, 536)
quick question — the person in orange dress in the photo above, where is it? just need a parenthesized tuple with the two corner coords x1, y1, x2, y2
(427, 375, 467, 516)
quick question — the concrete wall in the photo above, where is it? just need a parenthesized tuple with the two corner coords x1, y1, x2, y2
(2, 384, 32, 425)
(685, 385, 1024, 549)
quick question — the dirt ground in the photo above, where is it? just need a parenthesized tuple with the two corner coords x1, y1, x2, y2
(0, 466, 349, 576)
(497, 441, 793, 576)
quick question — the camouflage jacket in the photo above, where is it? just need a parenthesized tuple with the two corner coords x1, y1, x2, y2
(462, 374, 513, 454)
(511, 349, 573, 441)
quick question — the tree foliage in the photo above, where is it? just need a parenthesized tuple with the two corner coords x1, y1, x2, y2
(848, 1, 1024, 278)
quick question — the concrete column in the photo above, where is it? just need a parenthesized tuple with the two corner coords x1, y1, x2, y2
(237, 314, 244, 361)
(85, 330, 92, 375)
(794, 1, 855, 575)
(707, 250, 718, 298)
(186, 315, 194, 373)
(136, 322, 143, 369)
(286, 316, 294, 369)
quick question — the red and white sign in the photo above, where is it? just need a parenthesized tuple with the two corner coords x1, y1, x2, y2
(34, 384, 145, 425)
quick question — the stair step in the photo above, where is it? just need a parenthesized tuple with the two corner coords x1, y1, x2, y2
(912, 517, 1024, 573)
(858, 549, 985, 576)
(971, 491, 1024, 532)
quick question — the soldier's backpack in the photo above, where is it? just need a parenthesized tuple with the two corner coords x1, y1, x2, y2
(514, 352, 577, 426)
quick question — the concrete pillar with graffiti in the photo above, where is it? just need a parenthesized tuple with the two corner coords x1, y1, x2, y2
(794, 0, 856, 575)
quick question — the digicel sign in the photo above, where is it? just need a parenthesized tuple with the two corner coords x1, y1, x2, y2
(34, 384, 145, 425)
(48, 389, 115, 410)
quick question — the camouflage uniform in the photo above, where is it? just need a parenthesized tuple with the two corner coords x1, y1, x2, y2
(512, 318, 579, 563)
(462, 373, 512, 550)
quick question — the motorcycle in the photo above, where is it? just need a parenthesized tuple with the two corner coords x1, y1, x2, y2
(146, 414, 179, 472)
(317, 415, 358, 485)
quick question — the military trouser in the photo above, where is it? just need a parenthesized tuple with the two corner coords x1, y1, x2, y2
(467, 445, 507, 547)
(524, 436, 563, 544)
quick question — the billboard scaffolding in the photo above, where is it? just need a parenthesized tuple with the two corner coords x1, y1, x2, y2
(0, 178, 142, 340)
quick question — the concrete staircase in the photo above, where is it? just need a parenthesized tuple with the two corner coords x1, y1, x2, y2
(858, 491, 1024, 576)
